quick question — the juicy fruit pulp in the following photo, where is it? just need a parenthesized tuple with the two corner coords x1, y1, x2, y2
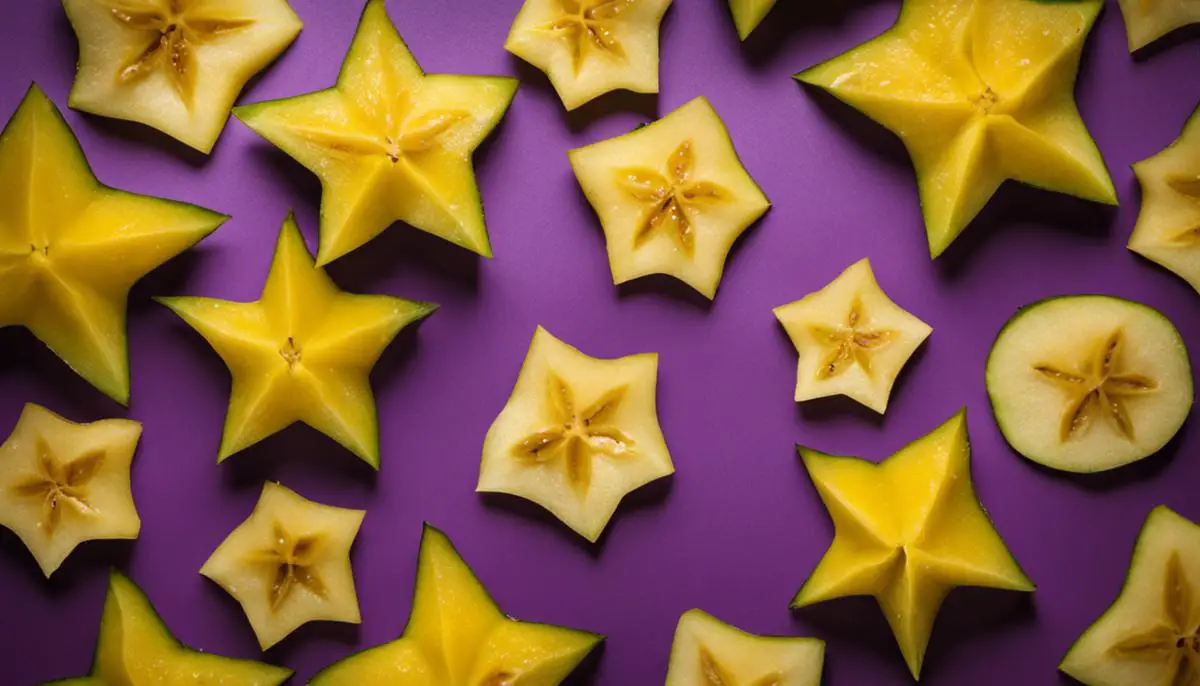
(158, 213, 435, 467)
(797, 0, 1116, 258)
(986, 296, 1192, 473)
(235, 0, 517, 264)
(1129, 107, 1200, 293)
(200, 482, 365, 649)
(665, 609, 825, 686)
(1061, 507, 1200, 686)
(728, 0, 777, 40)
(310, 524, 602, 685)
(1117, 0, 1200, 51)
(63, 0, 302, 153)
(793, 410, 1034, 679)
(506, 0, 673, 110)
(0, 404, 140, 577)
(478, 326, 674, 542)
(0, 85, 224, 404)
(773, 258, 932, 414)
(569, 97, 770, 298)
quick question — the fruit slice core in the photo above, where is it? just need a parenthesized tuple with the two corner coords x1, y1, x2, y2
(665, 609, 824, 686)
(12, 439, 106, 538)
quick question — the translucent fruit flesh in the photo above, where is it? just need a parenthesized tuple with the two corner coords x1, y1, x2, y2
(1129, 107, 1200, 293)
(665, 609, 825, 686)
(1116, 0, 1200, 51)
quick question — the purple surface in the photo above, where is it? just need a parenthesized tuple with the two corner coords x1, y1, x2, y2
(0, 1, 1197, 684)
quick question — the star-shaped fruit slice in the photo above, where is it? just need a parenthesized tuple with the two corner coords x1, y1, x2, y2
(1117, 0, 1200, 52)
(1061, 507, 1200, 686)
(0, 403, 140, 577)
(200, 482, 365, 649)
(235, 0, 517, 264)
(478, 326, 674, 542)
(158, 212, 436, 467)
(665, 609, 825, 686)
(569, 97, 770, 298)
(774, 258, 931, 414)
(310, 523, 602, 685)
(62, 0, 302, 153)
(0, 84, 225, 404)
(797, 0, 1117, 258)
(506, 0, 673, 110)
(728, 0, 776, 40)
(792, 410, 1034, 680)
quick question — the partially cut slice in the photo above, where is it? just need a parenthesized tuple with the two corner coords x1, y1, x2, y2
(63, 0, 303, 153)
(665, 609, 825, 686)
(728, 0, 777, 40)
(1129, 106, 1200, 293)
(1060, 506, 1200, 686)
(1116, 0, 1200, 51)
(986, 295, 1192, 473)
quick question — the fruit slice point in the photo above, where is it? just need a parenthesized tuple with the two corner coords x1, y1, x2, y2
(1129, 107, 1200, 293)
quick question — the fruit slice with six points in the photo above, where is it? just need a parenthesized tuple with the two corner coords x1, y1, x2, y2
(0, 403, 140, 577)
(665, 609, 825, 686)
(986, 295, 1192, 473)
(796, 0, 1117, 258)
(1117, 0, 1200, 52)
(62, 0, 303, 153)
(478, 326, 674, 542)
(235, 0, 517, 264)
(157, 212, 436, 467)
(569, 97, 770, 299)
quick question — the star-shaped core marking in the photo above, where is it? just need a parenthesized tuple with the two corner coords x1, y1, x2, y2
(699, 647, 782, 686)
(806, 298, 896, 381)
(1107, 551, 1200, 686)
(1033, 330, 1158, 443)
(249, 522, 328, 611)
(542, 0, 635, 72)
(10, 439, 104, 538)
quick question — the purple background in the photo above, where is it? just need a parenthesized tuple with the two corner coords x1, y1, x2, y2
(1, 1, 1197, 684)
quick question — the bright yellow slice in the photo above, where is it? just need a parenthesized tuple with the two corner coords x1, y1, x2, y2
(665, 609, 825, 686)
(728, 0, 777, 40)
(1117, 0, 1200, 51)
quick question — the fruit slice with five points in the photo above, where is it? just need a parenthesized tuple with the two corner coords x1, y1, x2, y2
(1060, 506, 1200, 686)
(728, 0, 777, 40)
(1116, 0, 1200, 52)
(796, 0, 1117, 258)
(200, 482, 365, 650)
(506, 0, 673, 111)
(309, 523, 603, 685)
(665, 609, 825, 686)
(1129, 106, 1200, 293)
(478, 326, 674, 542)
(793, 410, 1034, 680)
(0, 403, 140, 577)
(62, 0, 302, 154)
(157, 212, 436, 467)
(235, 0, 517, 264)
(773, 258, 931, 414)
(986, 295, 1192, 473)
(0, 84, 225, 404)
(569, 97, 770, 299)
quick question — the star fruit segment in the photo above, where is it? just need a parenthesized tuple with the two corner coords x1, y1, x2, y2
(310, 524, 603, 685)
(793, 410, 1034, 680)
(478, 326, 674, 543)
(665, 609, 825, 686)
(63, 0, 303, 154)
(1117, 0, 1200, 51)
(728, 0, 777, 40)
(200, 482, 365, 650)
(0, 84, 225, 404)
(986, 295, 1192, 473)
(235, 0, 517, 265)
(773, 258, 932, 414)
(158, 212, 436, 468)
(569, 96, 770, 299)
(796, 0, 1116, 259)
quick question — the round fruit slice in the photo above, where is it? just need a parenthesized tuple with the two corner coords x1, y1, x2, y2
(986, 296, 1192, 473)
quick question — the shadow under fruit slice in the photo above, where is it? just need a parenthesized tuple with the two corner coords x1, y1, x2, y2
(796, 0, 1116, 259)
(310, 523, 602, 685)
(157, 212, 436, 467)
(235, 0, 517, 264)
(986, 295, 1192, 473)
(1061, 507, 1200, 686)
(63, 0, 303, 153)
(1117, 0, 1200, 52)
(665, 609, 825, 686)
(0, 84, 225, 404)
(727, 0, 776, 40)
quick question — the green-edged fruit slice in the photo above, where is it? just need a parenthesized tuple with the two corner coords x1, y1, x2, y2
(1060, 506, 1200, 686)
(986, 295, 1192, 473)
(665, 609, 825, 686)
(728, 0, 777, 40)
(1117, 0, 1200, 51)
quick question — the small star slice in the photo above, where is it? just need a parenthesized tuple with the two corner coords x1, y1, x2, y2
(665, 609, 824, 686)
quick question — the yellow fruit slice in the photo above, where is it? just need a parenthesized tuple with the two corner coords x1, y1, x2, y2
(478, 326, 674, 542)
(1117, 0, 1200, 51)
(310, 524, 602, 685)
(773, 258, 931, 414)
(200, 482, 365, 650)
(728, 0, 777, 40)
(569, 97, 770, 298)
(793, 410, 1034, 680)
(665, 609, 825, 686)
(0, 403, 140, 577)
(796, 0, 1116, 258)
(63, 0, 302, 153)
(157, 212, 435, 468)
(0, 85, 225, 404)
(235, 0, 517, 264)
(1129, 107, 1200, 293)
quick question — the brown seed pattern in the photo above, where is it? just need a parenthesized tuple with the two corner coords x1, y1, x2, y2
(698, 646, 783, 686)
(543, 0, 638, 73)
(1107, 552, 1200, 685)
(250, 521, 328, 611)
(806, 297, 897, 380)
(10, 438, 104, 537)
